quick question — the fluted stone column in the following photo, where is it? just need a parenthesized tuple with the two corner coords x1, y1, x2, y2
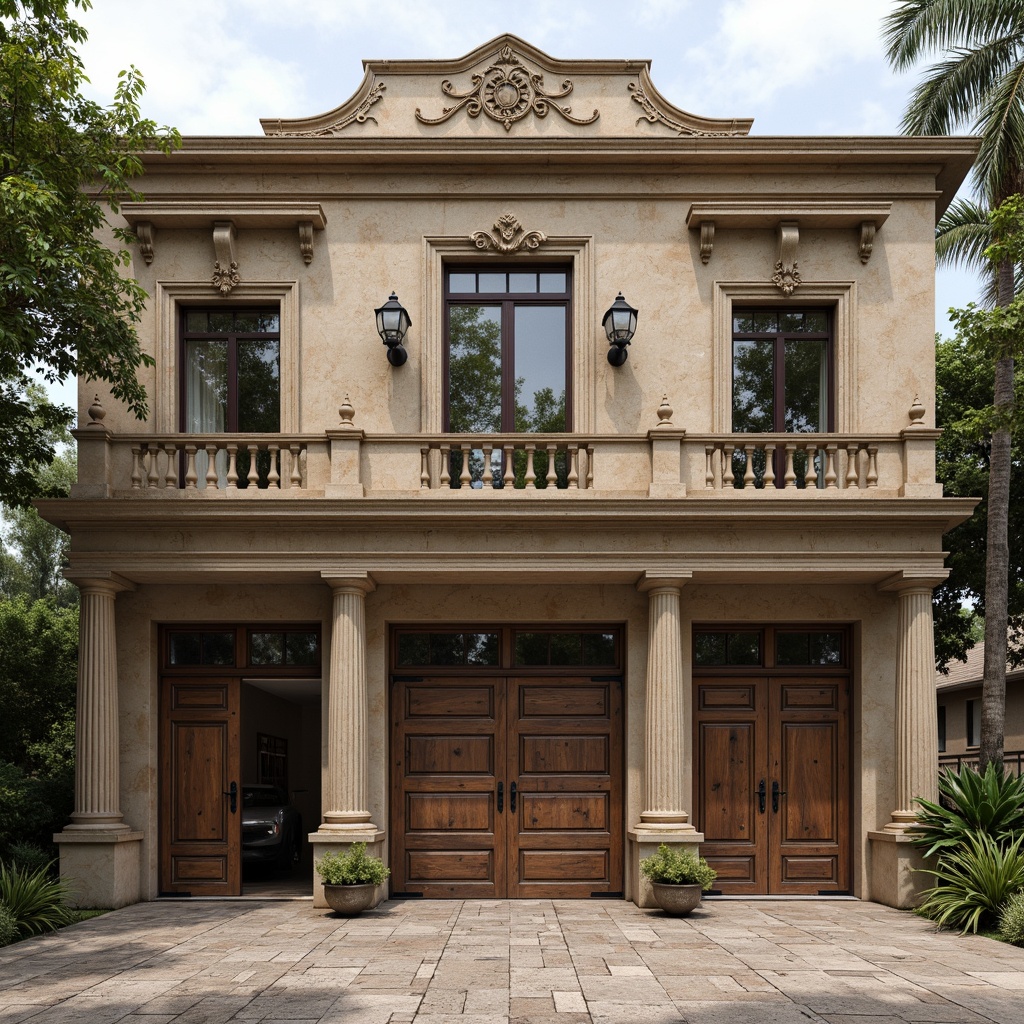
(629, 572, 701, 908)
(321, 574, 378, 832)
(54, 573, 142, 909)
(869, 571, 946, 908)
(887, 583, 941, 829)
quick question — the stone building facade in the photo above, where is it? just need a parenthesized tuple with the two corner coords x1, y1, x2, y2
(39, 36, 978, 910)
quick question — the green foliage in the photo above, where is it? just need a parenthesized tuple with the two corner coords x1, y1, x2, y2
(910, 764, 1024, 858)
(0, 0, 180, 505)
(0, 859, 72, 936)
(999, 889, 1024, 944)
(0, 902, 17, 946)
(639, 844, 717, 891)
(917, 832, 1024, 933)
(5, 842, 50, 875)
(933, 333, 1024, 667)
(315, 843, 390, 886)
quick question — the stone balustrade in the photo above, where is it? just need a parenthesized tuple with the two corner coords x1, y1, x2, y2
(419, 436, 594, 491)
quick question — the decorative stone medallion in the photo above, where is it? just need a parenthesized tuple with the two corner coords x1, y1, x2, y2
(470, 213, 547, 254)
(416, 45, 599, 132)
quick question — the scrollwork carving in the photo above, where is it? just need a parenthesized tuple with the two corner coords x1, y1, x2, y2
(416, 45, 599, 132)
(470, 213, 547, 254)
(266, 82, 386, 137)
(628, 81, 744, 137)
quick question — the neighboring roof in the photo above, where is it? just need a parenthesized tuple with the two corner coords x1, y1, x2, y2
(937, 641, 1024, 692)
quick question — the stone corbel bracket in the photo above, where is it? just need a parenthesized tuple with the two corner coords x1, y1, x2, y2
(685, 201, 891, 274)
(120, 201, 328, 270)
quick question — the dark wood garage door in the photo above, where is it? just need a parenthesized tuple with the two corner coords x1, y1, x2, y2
(695, 676, 850, 895)
(390, 676, 623, 898)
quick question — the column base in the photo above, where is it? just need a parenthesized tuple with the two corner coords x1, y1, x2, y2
(53, 829, 143, 909)
(867, 829, 931, 909)
(627, 827, 704, 909)
(308, 829, 386, 909)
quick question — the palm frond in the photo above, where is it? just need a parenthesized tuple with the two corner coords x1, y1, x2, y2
(900, 36, 1024, 135)
(974, 59, 1024, 199)
(935, 197, 992, 271)
(884, 0, 1024, 71)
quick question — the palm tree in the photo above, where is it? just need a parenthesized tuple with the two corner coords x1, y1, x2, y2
(884, 0, 1024, 772)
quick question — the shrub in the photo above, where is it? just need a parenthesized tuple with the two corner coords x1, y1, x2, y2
(0, 860, 73, 937)
(0, 903, 17, 947)
(639, 844, 717, 891)
(1000, 890, 1024, 946)
(315, 843, 390, 886)
(6, 843, 51, 876)
(911, 764, 1024, 858)
(916, 832, 1024, 933)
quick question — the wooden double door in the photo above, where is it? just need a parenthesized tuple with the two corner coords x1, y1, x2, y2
(159, 678, 241, 895)
(391, 676, 623, 898)
(695, 676, 850, 895)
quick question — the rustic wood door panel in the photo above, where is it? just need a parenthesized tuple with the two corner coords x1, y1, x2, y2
(160, 678, 241, 895)
(391, 676, 623, 898)
(695, 676, 849, 895)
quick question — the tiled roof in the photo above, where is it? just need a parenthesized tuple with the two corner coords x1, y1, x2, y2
(937, 641, 1024, 691)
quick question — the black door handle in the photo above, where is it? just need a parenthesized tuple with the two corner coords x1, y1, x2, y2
(772, 780, 786, 813)
(510, 781, 517, 813)
(224, 780, 237, 814)
(497, 781, 503, 814)
(757, 778, 766, 814)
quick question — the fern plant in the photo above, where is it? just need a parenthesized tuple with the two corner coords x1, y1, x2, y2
(916, 832, 1024, 933)
(0, 903, 18, 947)
(0, 861, 73, 937)
(315, 843, 389, 886)
(911, 764, 1024, 858)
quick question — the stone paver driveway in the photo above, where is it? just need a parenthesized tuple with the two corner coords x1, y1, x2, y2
(2, 898, 1024, 1024)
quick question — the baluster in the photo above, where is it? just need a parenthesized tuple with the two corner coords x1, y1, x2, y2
(784, 443, 796, 489)
(503, 444, 515, 488)
(205, 444, 219, 489)
(184, 444, 198, 489)
(459, 443, 472, 488)
(267, 444, 280, 488)
(482, 443, 493, 488)
(440, 444, 451, 488)
(147, 446, 160, 489)
(824, 444, 838, 489)
(247, 444, 259, 489)
(525, 444, 537, 488)
(567, 444, 579, 489)
(846, 443, 859, 488)
(804, 444, 818, 488)
(163, 445, 177, 489)
(763, 443, 776, 489)
(226, 444, 239, 491)
(279, 446, 291, 489)
(723, 444, 735, 488)
(546, 443, 558, 489)
(130, 445, 143, 489)
(290, 444, 302, 488)
(705, 446, 714, 489)
(420, 447, 430, 489)
(867, 444, 879, 488)
(742, 444, 754, 489)
(585, 445, 594, 490)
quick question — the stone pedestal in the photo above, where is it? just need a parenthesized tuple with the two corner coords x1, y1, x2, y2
(627, 828, 704, 909)
(867, 830, 931, 909)
(53, 830, 143, 909)
(308, 831, 387, 909)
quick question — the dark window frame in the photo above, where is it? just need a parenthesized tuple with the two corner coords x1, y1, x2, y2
(161, 623, 321, 677)
(443, 265, 573, 433)
(179, 307, 281, 433)
(692, 624, 850, 674)
(731, 308, 834, 434)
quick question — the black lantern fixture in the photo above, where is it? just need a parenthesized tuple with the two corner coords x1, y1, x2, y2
(602, 292, 638, 366)
(375, 292, 411, 366)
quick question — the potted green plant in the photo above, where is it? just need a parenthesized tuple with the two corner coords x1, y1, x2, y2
(639, 844, 717, 916)
(315, 842, 390, 916)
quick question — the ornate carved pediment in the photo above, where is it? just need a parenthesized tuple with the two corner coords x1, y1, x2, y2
(415, 43, 599, 132)
(262, 78, 386, 137)
(470, 213, 546, 254)
(628, 79, 747, 138)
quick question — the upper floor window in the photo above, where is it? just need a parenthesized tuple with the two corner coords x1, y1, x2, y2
(732, 310, 831, 433)
(181, 309, 280, 433)
(444, 268, 571, 433)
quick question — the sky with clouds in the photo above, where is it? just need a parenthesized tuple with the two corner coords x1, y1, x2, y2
(47, 0, 983, 404)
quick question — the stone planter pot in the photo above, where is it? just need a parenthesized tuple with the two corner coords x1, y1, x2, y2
(322, 883, 376, 916)
(650, 882, 703, 916)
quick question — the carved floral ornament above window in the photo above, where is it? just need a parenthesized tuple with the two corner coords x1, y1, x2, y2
(415, 45, 599, 132)
(470, 213, 546, 254)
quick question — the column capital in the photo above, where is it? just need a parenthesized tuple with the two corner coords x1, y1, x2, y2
(637, 570, 693, 594)
(64, 571, 136, 596)
(877, 570, 948, 594)
(321, 571, 376, 595)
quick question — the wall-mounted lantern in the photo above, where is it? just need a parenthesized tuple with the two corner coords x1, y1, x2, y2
(375, 292, 411, 366)
(602, 292, 638, 366)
